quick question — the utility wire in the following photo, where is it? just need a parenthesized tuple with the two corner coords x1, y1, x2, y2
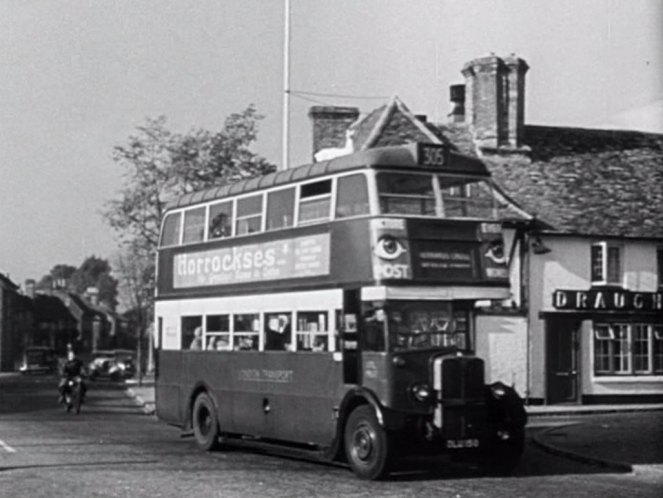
(289, 89, 390, 100)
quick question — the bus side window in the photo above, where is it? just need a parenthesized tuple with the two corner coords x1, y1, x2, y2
(182, 316, 203, 350)
(160, 212, 182, 247)
(209, 201, 233, 239)
(296, 312, 328, 352)
(236, 195, 263, 235)
(234, 313, 259, 351)
(182, 206, 206, 244)
(336, 174, 369, 218)
(206, 314, 230, 350)
(298, 180, 331, 225)
(266, 188, 295, 231)
(264, 312, 292, 351)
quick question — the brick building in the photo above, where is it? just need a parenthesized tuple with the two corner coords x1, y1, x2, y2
(309, 54, 663, 404)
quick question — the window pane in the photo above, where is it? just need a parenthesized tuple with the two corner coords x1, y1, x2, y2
(632, 324, 650, 373)
(612, 324, 630, 373)
(233, 313, 259, 351)
(336, 174, 369, 218)
(296, 311, 328, 351)
(591, 245, 604, 282)
(301, 180, 331, 198)
(299, 197, 331, 224)
(654, 326, 663, 373)
(182, 207, 206, 244)
(209, 201, 233, 239)
(160, 212, 181, 247)
(607, 246, 621, 284)
(182, 316, 203, 350)
(266, 188, 295, 230)
(205, 315, 230, 350)
(236, 195, 263, 217)
(439, 176, 496, 219)
(593, 328, 612, 374)
(264, 312, 292, 351)
(378, 173, 435, 216)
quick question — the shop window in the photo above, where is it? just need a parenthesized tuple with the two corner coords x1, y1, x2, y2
(590, 242, 622, 286)
(160, 212, 182, 247)
(594, 323, 662, 376)
(182, 206, 206, 244)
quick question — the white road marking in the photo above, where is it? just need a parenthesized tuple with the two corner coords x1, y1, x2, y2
(0, 439, 16, 453)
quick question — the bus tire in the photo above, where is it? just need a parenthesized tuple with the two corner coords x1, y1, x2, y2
(344, 405, 391, 480)
(192, 392, 220, 451)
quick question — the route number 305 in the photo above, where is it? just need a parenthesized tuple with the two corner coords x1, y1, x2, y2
(419, 144, 447, 166)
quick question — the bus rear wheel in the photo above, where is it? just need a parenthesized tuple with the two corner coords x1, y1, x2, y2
(192, 393, 220, 451)
(344, 405, 391, 480)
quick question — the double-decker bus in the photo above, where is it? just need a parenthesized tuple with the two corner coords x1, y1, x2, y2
(154, 142, 527, 479)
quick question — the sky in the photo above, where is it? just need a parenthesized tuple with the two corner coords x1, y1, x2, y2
(1, 0, 662, 287)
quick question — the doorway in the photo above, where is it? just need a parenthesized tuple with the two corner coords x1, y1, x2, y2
(546, 316, 581, 404)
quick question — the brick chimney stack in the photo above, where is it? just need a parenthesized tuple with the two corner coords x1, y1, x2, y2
(462, 54, 529, 155)
(308, 106, 359, 160)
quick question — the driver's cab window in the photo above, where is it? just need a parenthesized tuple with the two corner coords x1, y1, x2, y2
(362, 302, 387, 351)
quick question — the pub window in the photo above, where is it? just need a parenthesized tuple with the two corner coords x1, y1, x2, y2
(336, 174, 369, 218)
(182, 206, 206, 244)
(160, 212, 182, 247)
(206, 314, 230, 351)
(591, 242, 622, 286)
(296, 311, 328, 352)
(208, 201, 233, 239)
(266, 187, 295, 230)
(236, 194, 263, 235)
(594, 323, 662, 376)
(298, 179, 332, 225)
(654, 326, 663, 373)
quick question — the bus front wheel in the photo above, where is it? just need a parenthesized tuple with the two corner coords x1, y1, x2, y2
(192, 393, 220, 451)
(344, 405, 391, 480)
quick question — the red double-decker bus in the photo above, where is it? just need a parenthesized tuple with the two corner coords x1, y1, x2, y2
(154, 142, 527, 479)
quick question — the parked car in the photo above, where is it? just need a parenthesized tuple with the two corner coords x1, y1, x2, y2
(19, 346, 58, 375)
(87, 349, 136, 381)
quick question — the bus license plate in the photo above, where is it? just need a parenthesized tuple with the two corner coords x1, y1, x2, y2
(446, 438, 480, 449)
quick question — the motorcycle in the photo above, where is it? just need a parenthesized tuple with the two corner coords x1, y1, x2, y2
(61, 376, 84, 414)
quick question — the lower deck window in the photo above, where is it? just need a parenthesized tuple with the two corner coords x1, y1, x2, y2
(594, 323, 663, 376)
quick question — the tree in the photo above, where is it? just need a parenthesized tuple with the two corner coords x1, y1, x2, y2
(35, 259, 118, 310)
(104, 106, 275, 376)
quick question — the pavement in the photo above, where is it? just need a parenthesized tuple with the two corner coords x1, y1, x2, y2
(124, 376, 663, 472)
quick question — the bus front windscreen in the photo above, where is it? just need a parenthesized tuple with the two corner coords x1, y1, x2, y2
(362, 300, 471, 352)
(377, 172, 497, 219)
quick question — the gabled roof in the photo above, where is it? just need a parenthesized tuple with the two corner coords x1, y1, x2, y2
(484, 125, 663, 238)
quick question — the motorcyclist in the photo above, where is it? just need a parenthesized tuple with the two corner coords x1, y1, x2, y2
(58, 349, 87, 405)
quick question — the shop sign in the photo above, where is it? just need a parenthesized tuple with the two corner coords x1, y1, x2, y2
(553, 289, 663, 312)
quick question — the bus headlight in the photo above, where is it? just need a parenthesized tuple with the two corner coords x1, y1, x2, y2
(411, 383, 433, 402)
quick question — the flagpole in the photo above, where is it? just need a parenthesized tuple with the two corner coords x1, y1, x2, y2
(282, 0, 291, 170)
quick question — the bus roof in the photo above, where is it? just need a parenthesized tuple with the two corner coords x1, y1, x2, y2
(166, 143, 490, 210)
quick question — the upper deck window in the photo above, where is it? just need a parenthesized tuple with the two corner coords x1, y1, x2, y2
(298, 179, 332, 225)
(160, 212, 182, 247)
(267, 187, 295, 231)
(236, 194, 263, 235)
(438, 175, 496, 219)
(182, 206, 206, 244)
(378, 173, 435, 216)
(209, 201, 233, 239)
(377, 172, 497, 220)
(336, 174, 369, 218)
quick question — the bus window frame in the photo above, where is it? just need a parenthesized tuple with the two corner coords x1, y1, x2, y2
(297, 178, 333, 226)
(160, 211, 184, 247)
(208, 199, 235, 240)
(235, 193, 265, 236)
(182, 205, 207, 245)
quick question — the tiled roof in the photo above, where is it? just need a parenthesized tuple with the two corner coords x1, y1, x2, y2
(484, 125, 663, 238)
